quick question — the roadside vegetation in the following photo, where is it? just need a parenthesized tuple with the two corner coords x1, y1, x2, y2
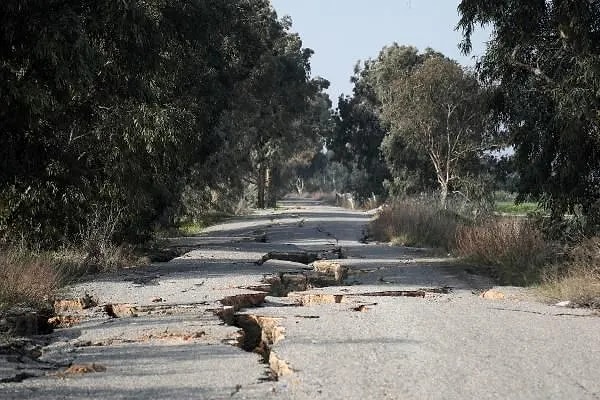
(370, 198, 600, 307)
(0, 242, 145, 312)
(494, 202, 539, 216)
(369, 198, 460, 250)
(0, 251, 60, 311)
(336, 1, 600, 309)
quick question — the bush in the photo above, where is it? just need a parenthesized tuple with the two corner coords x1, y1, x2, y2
(455, 218, 556, 285)
(541, 237, 600, 307)
(0, 242, 144, 312)
(370, 199, 466, 250)
(0, 250, 60, 310)
(370, 197, 600, 308)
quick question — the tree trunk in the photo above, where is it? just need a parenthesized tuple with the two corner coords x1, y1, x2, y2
(266, 166, 277, 208)
(257, 164, 266, 209)
(440, 181, 448, 210)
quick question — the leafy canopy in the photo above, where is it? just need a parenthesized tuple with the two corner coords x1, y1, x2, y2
(458, 0, 600, 224)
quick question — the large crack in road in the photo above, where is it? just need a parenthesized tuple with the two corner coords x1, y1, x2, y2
(217, 248, 455, 382)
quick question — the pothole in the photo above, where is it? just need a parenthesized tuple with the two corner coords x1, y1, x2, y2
(216, 293, 268, 325)
(261, 259, 348, 298)
(215, 254, 348, 380)
(215, 288, 298, 381)
(217, 302, 292, 380)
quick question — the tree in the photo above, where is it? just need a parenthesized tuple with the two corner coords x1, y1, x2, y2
(328, 60, 391, 199)
(209, 21, 324, 209)
(375, 52, 489, 207)
(279, 82, 336, 197)
(458, 0, 600, 226)
(367, 45, 440, 197)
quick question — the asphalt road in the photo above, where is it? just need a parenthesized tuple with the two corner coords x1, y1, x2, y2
(2, 199, 599, 399)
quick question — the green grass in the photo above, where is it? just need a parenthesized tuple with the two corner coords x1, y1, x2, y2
(177, 211, 232, 236)
(495, 201, 539, 215)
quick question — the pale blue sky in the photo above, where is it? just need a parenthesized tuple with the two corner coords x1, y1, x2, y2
(270, 0, 490, 101)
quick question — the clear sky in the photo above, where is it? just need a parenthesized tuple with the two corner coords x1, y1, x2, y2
(270, 0, 490, 102)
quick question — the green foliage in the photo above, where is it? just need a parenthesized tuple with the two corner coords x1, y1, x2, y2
(458, 0, 600, 230)
(297, 155, 352, 194)
(327, 43, 495, 204)
(327, 59, 391, 199)
(206, 24, 329, 209)
(0, 0, 329, 247)
(380, 131, 437, 197)
(495, 202, 539, 215)
(371, 47, 492, 207)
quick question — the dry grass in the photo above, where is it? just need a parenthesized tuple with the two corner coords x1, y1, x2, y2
(370, 199, 464, 250)
(53, 244, 143, 280)
(0, 244, 143, 311)
(540, 237, 600, 307)
(0, 250, 61, 310)
(371, 202, 600, 307)
(455, 218, 556, 285)
(308, 191, 337, 204)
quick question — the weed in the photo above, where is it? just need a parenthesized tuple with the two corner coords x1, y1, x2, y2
(0, 250, 60, 310)
(455, 218, 556, 285)
(540, 237, 600, 307)
(370, 199, 465, 250)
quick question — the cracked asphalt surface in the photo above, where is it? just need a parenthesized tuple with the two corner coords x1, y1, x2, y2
(1, 199, 599, 399)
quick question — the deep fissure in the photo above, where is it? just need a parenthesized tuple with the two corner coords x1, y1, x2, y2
(216, 248, 347, 380)
(218, 248, 452, 381)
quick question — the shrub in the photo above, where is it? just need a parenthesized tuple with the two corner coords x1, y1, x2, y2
(0, 250, 60, 310)
(369, 196, 600, 308)
(541, 237, 600, 307)
(370, 199, 465, 250)
(455, 218, 556, 285)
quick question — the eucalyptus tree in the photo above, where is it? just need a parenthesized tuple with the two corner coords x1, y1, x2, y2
(0, 0, 301, 244)
(368, 45, 439, 197)
(376, 54, 490, 207)
(328, 60, 391, 199)
(213, 21, 324, 209)
(458, 0, 600, 226)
